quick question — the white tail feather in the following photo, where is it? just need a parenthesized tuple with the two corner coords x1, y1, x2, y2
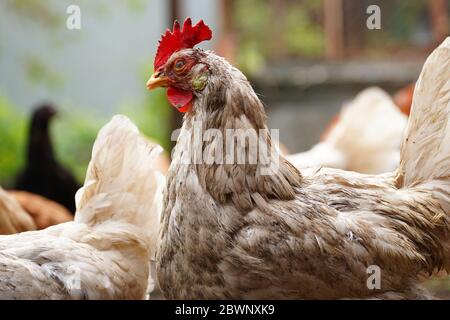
(74, 115, 165, 255)
(398, 37, 450, 187)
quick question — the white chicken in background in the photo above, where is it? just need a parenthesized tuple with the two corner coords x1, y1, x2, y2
(287, 87, 408, 174)
(0, 115, 165, 299)
(0, 187, 36, 234)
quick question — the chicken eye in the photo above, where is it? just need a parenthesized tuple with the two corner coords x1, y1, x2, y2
(174, 59, 186, 73)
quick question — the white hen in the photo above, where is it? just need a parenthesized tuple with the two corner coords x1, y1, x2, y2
(287, 87, 408, 174)
(0, 115, 165, 299)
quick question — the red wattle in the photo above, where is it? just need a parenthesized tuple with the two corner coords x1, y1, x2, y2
(167, 87, 193, 113)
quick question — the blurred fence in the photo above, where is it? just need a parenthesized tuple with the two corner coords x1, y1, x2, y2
(217, 0, 449, 68)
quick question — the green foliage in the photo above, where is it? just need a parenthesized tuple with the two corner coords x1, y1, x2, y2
(5, 0, 62, 28)
(126, 0, 147, 12)
(121, 89, 172, 153)
(0, 96, 26, 187)
(52, 110, 101, 183)
(367, 0, 428, 46)
(234, 0, 269, 74)
(234, 0, 324, 74)
(120, 64, 172, 153)
(236, 44, 265, 76)
(26, 56, 64, 89)
(284, 4, 324, 57)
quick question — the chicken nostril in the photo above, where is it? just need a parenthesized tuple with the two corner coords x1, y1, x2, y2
(154, 70, 165, 79)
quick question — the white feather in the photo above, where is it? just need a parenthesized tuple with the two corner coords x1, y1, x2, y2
(0, 115, 165, 299)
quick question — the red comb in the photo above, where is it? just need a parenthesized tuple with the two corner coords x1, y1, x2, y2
(154, 18, 212, 70)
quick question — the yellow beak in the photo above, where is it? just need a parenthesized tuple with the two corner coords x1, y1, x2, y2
(146, 72, 169, 90)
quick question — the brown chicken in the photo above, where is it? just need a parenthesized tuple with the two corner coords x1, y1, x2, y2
(0, 187, 36, 234)
(8, 191, 73, 229)
(148, 19, 449, 299)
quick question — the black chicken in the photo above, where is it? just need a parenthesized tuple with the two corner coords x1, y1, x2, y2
(14, 103, 80, 214)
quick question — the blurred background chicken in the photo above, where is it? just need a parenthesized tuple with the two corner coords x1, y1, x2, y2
(0, 115, 165, 299)
(7, 191, 72, 230)
(14, 104, 81, 214)
(1, 184, 70, 234)
(0, 186, 36, 234)
(287, 87, 409, 174)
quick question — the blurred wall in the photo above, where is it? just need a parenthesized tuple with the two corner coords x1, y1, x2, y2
(0, 0, 218, 113)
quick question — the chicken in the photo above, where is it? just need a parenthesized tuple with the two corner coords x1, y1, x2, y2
(287, 82, 415, 174)
(147, 19, 450, 299)
(0, 187, 36, 234)
(15, 104, 81, 214)
(287, 87, 408, 174)
(0, 115, 165, 299)
(8, 191, 73, 229)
